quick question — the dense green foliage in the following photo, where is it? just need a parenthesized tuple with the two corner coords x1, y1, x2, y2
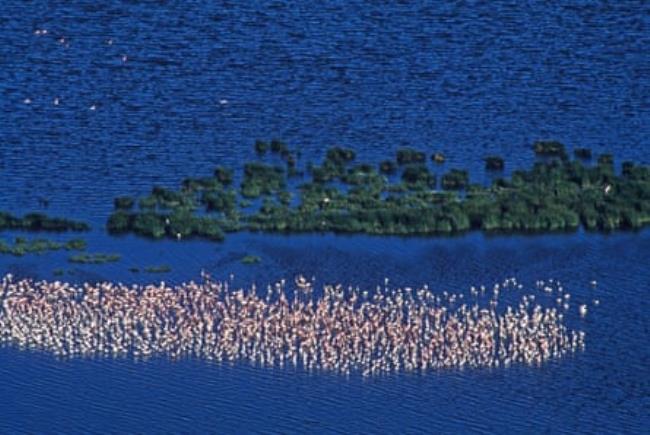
(396, 148, 425, 165)
(107, 141, 650, 241)
(241, 163, 286, 198)
(379, 160, 397, 175)
(533, 140, 568, 159)
(441, 169, 469, 189)
(402, 165, 437, 189)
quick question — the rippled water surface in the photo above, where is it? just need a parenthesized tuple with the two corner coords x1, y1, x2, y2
(1, 0, 649, 433)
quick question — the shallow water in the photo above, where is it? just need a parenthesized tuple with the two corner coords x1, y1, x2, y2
(1, 0, 649, 433)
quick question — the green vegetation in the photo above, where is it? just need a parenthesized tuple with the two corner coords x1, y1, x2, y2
(144, 265, 172, 273)
(533, 140, 568, 159)
(326, 147, 356, 165)
(53, 269, 65, 276)
(0, 237, 87, 256)
(379, 160, 397, 175)
(396, 148, 425, 165)
(441, 169, 469, 189)
(65, 238, 87, 250)
(0, 212, 90, 232)
(69, 253, 121, 264)
(241, 163, 286, 198)
(241, 255, 261, 264)
(402, 165, 436, 189)
(255, 140, 269, 155)
(214, 167, 233, 186)
(107, 140, 650, 241)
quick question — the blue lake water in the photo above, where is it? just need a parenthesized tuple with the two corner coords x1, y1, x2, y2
(1, 0, 649, 433)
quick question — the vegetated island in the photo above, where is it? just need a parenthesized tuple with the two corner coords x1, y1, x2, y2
(0, 212, 90, 232)
(0, 237, 87, 256)
(106, 140, 650, 241)
(68, 253, 121, 264)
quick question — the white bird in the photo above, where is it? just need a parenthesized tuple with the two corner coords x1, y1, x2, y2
(219, 99, 228, 105)
(89, 104, 97, 111)
(590, 280, 598, 287)
(579, 304, 587, 317)
(604, 184, 611, 195)
(23, 98, 32, 104)
(295, 275, 310, 290)
(121, 55, 128, 63)
(53, 97, 60, 106)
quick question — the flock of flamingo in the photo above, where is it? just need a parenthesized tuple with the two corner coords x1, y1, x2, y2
(0, 273, 593, 376)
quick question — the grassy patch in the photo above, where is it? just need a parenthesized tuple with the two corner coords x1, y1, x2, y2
(241, 255, 261, 265)
(144, 265, 172, 273)
(0, 237, 86, 256)
(69, 253, 121, 264)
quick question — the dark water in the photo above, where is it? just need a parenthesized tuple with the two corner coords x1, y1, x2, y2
(1, 0, 649, 433)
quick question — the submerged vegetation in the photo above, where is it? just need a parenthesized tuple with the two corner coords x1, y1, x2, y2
(69, 253, 121, 264)
(241, 254, 261, 265)
(0, 237, 87, 256)
(0, 212, 90, 232)
(144, 265, 172, 273)
(105, 140, 650, 241)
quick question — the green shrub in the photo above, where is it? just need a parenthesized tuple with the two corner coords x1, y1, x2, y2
(132, 213, 166, 238)
(396, 148, 425, 165)
(107, 211, 132, 233)
(597, 154, 614, 166)
(326, 147, 356, 165)
(442, 169, 469, 190)
(214, 167, 233, 185)
(533, 140, 567, 159)
(379, 160, 397, 174)
(241, 163, 286, 198)
(255, 140, 269, 155)
(402, 165, 436, 189)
